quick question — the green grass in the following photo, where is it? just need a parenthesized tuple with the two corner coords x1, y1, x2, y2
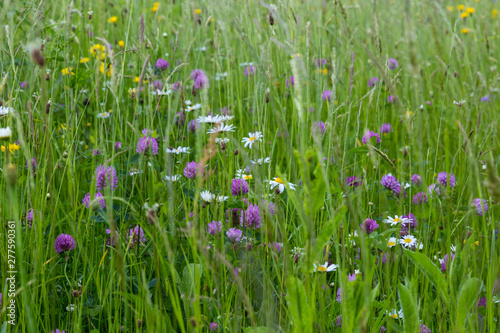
(0, 0, 499, 332)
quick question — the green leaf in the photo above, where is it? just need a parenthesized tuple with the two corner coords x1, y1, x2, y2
(456, 277, 482, 329)
(348, 146, 369, 154)
(403, 249, 449, 306)
(285, 277, 313, 332)
(398, 283, 419, 333)
(181, 263, 202, 296)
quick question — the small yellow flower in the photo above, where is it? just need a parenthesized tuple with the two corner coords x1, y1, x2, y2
(61, 67, 73, 75)
(134, 77, 140, 82)
(461, 28, 469, 34)
(492, 9, 499, 18)
(87, 123, 91, 127)
(458, 4, 465, 11)
(194, 8, 201, 14)
(118, 40, 125, 48)
(475, 241, 479, 246)
(151, 6, 158, 12)
(90, 44, 105, 57)
(461, 12, 469, 18)
(80, 57, 90, 63)
(447, 6, 454, 11)
(107, 16, 118, 24)
(1, 143, 20, 153)
(99, 63, 112, 77)
(466, 7, 475, 14)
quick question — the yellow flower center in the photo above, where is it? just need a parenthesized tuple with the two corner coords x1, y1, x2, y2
(317, 266, 327, 272)
(404, 238, 412, 243)
(249, 136, 256, 141)
(388, 241, 396, 247)
(391, 314, 398, 319)
(275, 178, 284, 184)
(393, 218, 401, 223)
(244, 175, 253, 180)
(102, 112, 108, 117)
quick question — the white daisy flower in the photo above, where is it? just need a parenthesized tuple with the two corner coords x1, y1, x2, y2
(166, 146, 190, 154)
(400, 235, 417, 248)
(348, 231, 358, 245)
(165, 175, 181, 182)
(66, 304, 76, 312)
(0, 106, 14, 116)
(185, 103, 202, 112)
(97, 111, 111, 119)
(236, 169, 253, 180)
(197, 115, 224, 123)
(241, 132, 263, 149)
(151, 89, 172, 96)
(387, 237, 397, 247)
(313, 261, 338, 273)
(0, 127, 13, 140)
(195, 46, 207, 52)
(215, 72, 228, 80)
(251, 157, 271, 165)
(217, 195, 229, 203)
(207, 123, 236, 134)
(386, 309, 403, 320)
(200, 190, 215, 203)
(383, 215, 409, 226)
(450, 244, 456, 252)
(269, 177, 297, 193)
(185, 100, 192, 105)
(239, 62, 254, 67)
(215, 138, 230, 144)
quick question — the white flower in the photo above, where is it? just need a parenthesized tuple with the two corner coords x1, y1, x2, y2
(197, 115, 224, 123)
(97, 111, 111, 119)
(313, 261, 338, 272)
(453, 100, 466, 106)
(348, 231, 358, 245)
(207, 123, 236, 134)
(236, 169, 253, 180)
(165, 174, 181, 182)
(387, 237, 397, 247)
(383, 215, 409, 226)
(386, 309, 403, 320)
(66, 304, 76, 312)
(269, 177, 297, 193)
(185, 103, 202, 112)
(450, 245, 456, 252)
(215, 72, 228, 80)
(166, 146, 190, 154)
(400, 235, 417, 248)
(217, 195, 229, 203)
(242, 132, 263, 149)
(239, 62, 254, 67)
(195, 46, 207, 52)
(151, 89, 172, 96)
(251, 157, 271, 165)
(215, 138, 230, 144)
(200, 190, 215, 203)
(0, 106, 14, 116)
(404, 182, 411, 189)
(185, 100, 192, 105)
(0, 127, 12, 140)
(129, 168, 144, 176)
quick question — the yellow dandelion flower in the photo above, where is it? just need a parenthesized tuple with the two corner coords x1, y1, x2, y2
(458, 4, 465, 11)
(80, 57, 90, 63)
(492, 9, 499, 18)
(466, 7, 475, 14)
(461, 28, 469, 34)
(107, 16, 118, 24)
(61, 67, 73, 75)
(194, 8, 201, 14)
(475, 241, 479, 246)
(151, 6, 158, 12)
(134, 77, 140, 82)
(447, 6, 454, 11)
(461, 12, 469, 18)
(118, 40, 125, 48)
(1, 143, 20, 153)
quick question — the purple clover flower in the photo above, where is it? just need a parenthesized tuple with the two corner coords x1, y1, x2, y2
(115, 141, 122, 151)
(361, 218, 379, 234)
(413, 192, 427, 205)
(153, 80, 164, 90)
(428, 183, 441, 196)
(437, 171, 456, 187)
(473, 198, 488, 216)
(243, 204, 261, 229)
(440, 253, 454, 272)
(244, 65, 256, 77)
(207, 221, 222, 235)
(380, 123, 391, 133)
(387, 95, 396, 103)
(322, 90, 333, 101)
(231, 178, 249, 196)
(411, 174, 422, 186)
(95, 165, 118, 191)
(54, 234, 76, 253)
(226, 228, 243, 243)
(187, 119, 200, 133)
(315, 58, 326, 67)
(136, 129, 159, 155)
(127, 225, 147, 248)
(209, 322, 219, 331)
(388, 58, 398, 70)
(191, 69, 209, 90)
(286, 76, 295, 88)
(311, 121, 326, 135)
(381, 174, 401, 194)
(184, 161, 203, 179)
(346, 176, 360, 188)
(368, 77, 379, 87)
(155, 58, 170, 70)
(83, 191, 106, 210)
(362, 131, 381, 145)
(226, 208, 244, 226)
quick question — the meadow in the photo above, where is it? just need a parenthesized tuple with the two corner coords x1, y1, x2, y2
(0, 0, 499, 332)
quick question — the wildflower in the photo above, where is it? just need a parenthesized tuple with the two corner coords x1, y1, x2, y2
(54, 234, 76, 253)
(346, 176, 360, 188)
(232, 178, 250, 196)
(413, 192, 427, 205)
(286, 76, 294, 88)
(25, 209, 40, 228)
(226, 208, 244, 226)
(386, 309, 403, 319)
(362, 131, 381, 144)
(152, 80, 164, 91)
(315, 58, 326, 67)
(191, 69, 209, 90)
(244, 65, 256, 77)
(207, 123, 236, 134)
(262, 200, 276, 216)
(92, 148, 101, 157)
(61, 67, 73, 75)
(185, 103, 202, 112)
(209, 322, 219, 331)
(388, 58, 398, 70)
(481, 95, 490, 102)
(384, 215, 409, 226)
(174, 112, 185, 126)
(107, 16, 118, 24)
(268, 241, 282, 253)
(80, 57, 89, 63)
(188, 119, 200, 133)
(380, 123, 391, 133)
(166, 146, 190, 154)
(493, 9, 499, 19)
(473, 198, 488, 216)
(453, 100, 466, 106)
(243, 204, 261, 229)
(1, 143, 20, 153)
(437, 171, 456, 187)
(368, 77, 379, 87)
(115, 142, 122, 151)
(400, 234, 417, 248)
(165, 174, 181, 182)
(136, 129, 159, 155)
(127, 225, 147, 247)
(387, 95, 396, 103)
(155, 58, 170, 70)
(151, 2, 159, 12)
(184, 161, 203, 178)
(118, 40, 125, 48)
(269, 177, 297, 193)
(82, 191, 105, 210)
(0, 106, 13, 116)
(411, 174, 422, 186)
(420, 324, 431, 333)
(242, 132, 263, 149)
(387, 237, 397, 247)
(336, 288, 342, 303)
(217, 195, 229, 203)
(200, 190, 215, 203)
(461, 28, 469, 34)
(428, 183, 440, 196)
(440, 253, 454, 272)
(97, 111, 111, 119)
(226, 228, 243, 243)
(215, 72, 228, 80)
(361, 218, 379, 234)
(313, 262, 338, 272)
(477, 297, 487, 308)
(94, 165, 118, 191)
(381, 174, 401, 194)
(251, 157, 271, 165)
(311, 121, 326, 135)
(51, 329, 65, 333)
(322, 90, 333, 101)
